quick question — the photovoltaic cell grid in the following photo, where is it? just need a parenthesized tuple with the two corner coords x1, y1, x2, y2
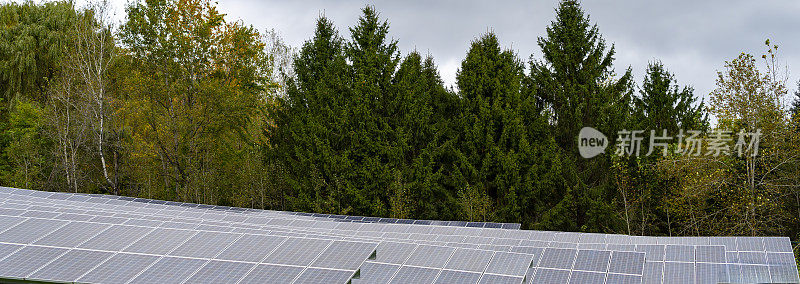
(0, 189, 378, 283)
(0, 186, 797, 284)
(0, 200, 788, 284)
(0, 189, 788, 284)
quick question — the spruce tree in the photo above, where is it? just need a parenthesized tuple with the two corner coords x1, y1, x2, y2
(634, 61, 707, 135)
(528, 0, 632, 231)
(339, 6, 403, 216)
(454, 33, 567, 225)
(267, 16, 350, 213)
(391, 52, 460, 220)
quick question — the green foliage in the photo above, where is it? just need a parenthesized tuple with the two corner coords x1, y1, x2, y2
(528, 0, 632, 232)
(451, 32, 572, 227)
(118, 0, 271, 203)
(633, 62, 707, 134)
(0, 1, 77, 104)
(2, 99, 50, 190)
(612, 62, 709, 235)
(268, 15, 350, 213)
(269, 7, 460, 218)
(0, 1, 78, 187)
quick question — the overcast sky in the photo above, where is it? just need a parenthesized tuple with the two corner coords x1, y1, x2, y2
(75, 0, 800, 107)
(208, 0, 800, 104)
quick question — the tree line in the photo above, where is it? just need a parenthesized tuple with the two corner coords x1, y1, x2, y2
(1, 0, 799, 250)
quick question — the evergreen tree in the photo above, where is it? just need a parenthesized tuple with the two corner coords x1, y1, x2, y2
(633, 61, 707, 135)
(454, 33, 567, 225)
(340, 6, 402, 216)
(268, 16, 350, 213)
(391, 52, 460, 220)
(528, 0, 632, 232)
(269, 6, 457, 217)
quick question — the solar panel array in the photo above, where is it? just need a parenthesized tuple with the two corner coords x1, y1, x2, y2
(0, 186, 797, 284)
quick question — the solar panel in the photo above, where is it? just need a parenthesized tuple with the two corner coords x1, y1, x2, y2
(664, 245, 694, 262)
(444, 248, 495, 272)
(158, 220, 198, 229)
(78, 225, 154, 251)
(608, 251, 645, 275)
(695, 245, 725, 263)
(769, 265, 800, 283)
(403, 244, 455, 268)
(518, 240, 550, 247)
(728, 264, 770, 283)
(726, 251, 739, 263)
(569, 270, 607, 284)
(766, 252, 797, 265)
(184, 260, 256, 284)
(477, 273, 524, 284)
(509, 246, 544, 257)
(492, 238, 523, 246)
(0, 246, 68, 278)
(238, 264, 304, 284)
(351, 262, 399, 284)
(262, 237, 331, 266)
(572, 249, 611, 272)
(27, 249, 113, 282)
(642, 261, 663, 284)
(695, 262, 729, 284)
(123, 218, 164, 227)
(89, 216, 128, 224)
(436, 234, 467, 243)
(736, 237, 765, 252)
(485, 251, 534, 277)
(634, 244, 665, 261)
(555, 232, 581, 243)
(763, 237, 793, 252)
(53, 212, 95, 222)
(605, 273, 642, 284)
(0, 243, 23, 260)
(293, 267, 354, 284)
(463, 235, 494, 245)
(577, 243, 606, 250)
(169, 231, 240, 258)
(20, 210, 60, 219)
(33, 221, 110, 248)
(531, 268, 570, 284)
(434, 269, 481, 284)
(0, 218, 68, 244)
(479, 244, 512, 252)
(129, 256, 208, 284)
(1, 187, 798, 284)
(663, 261, 694, 283)
(123, 228, 197, 255)
(215, 234, 286, 262)
(0, 207, 25, 216)
(538, 248, 577, 270)
(738, 251, 767, 264)
(388, 266, 439, 284)
(550, 241, 578, 249)
(77, 253, 160, 284)
(310, 240, 378, 270)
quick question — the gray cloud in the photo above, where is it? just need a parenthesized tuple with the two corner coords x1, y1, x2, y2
(96, 0, 800, 108)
